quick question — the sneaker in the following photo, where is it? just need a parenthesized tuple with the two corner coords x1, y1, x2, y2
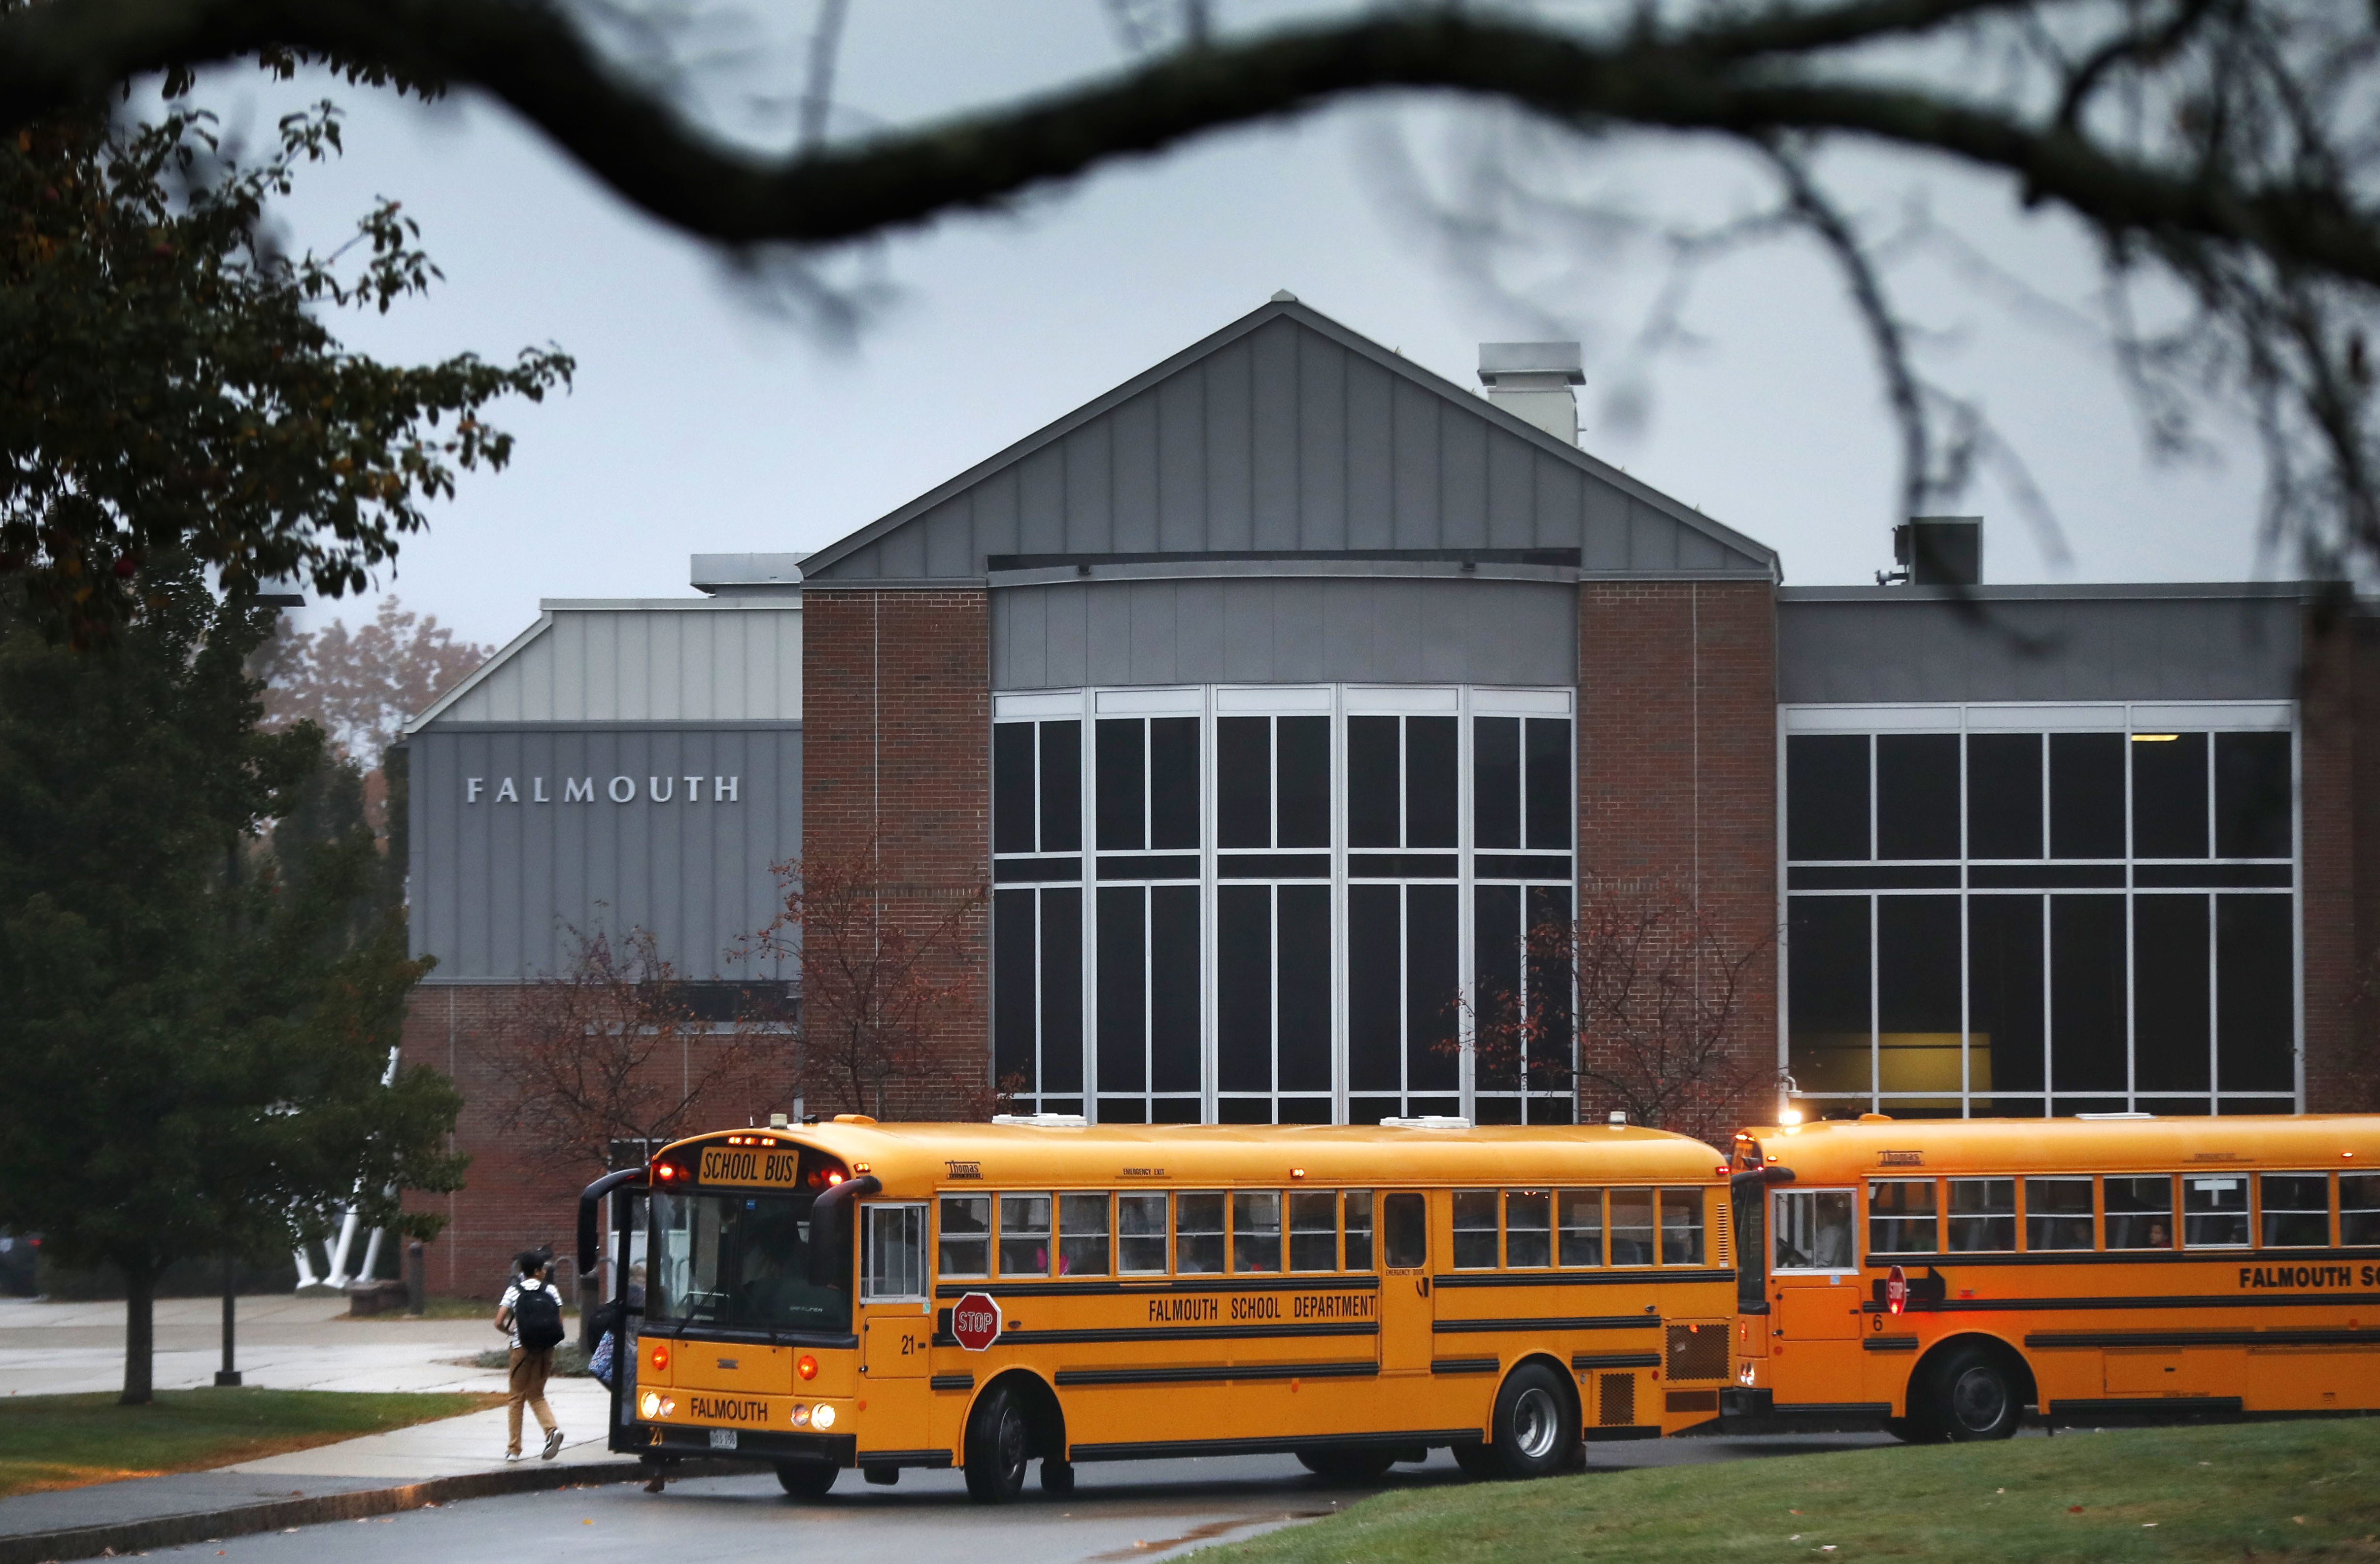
(505, 1452, 522, 1463)
(542, 1428, 566, 1461)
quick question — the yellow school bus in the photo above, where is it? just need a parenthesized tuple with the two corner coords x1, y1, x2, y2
(1724, 1115, 2380, 1439)
(584, 1115, 1737, 1501)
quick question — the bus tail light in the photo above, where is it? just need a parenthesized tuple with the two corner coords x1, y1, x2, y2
(813, 1403, 837, 1430)
(797, 1354, 818, 1380)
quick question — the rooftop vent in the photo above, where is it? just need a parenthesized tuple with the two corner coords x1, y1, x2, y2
(1380, 1115, 1471, 1129)
(991, 1113, 1088, 1128)
(691, 552, 807, 596)
(1880, 517, 1981, 587)
(1478, 341, 1583, 447)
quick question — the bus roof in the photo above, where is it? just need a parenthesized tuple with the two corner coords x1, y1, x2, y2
(655, 1120, 1729, 1189)
(1739, 1115, 2380, 1179)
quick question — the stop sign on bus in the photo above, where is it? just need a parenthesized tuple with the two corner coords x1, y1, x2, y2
(951, 1292, 1001, 1352)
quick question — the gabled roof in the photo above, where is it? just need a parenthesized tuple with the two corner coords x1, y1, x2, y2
(800, 298, 1777, 585)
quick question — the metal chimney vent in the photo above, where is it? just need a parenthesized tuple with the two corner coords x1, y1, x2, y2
(1478, 341, 1584, 447)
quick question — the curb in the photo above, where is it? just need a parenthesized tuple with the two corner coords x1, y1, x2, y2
(0, 1457, 759, 1564)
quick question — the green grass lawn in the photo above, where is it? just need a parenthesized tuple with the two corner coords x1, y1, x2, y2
(1210, 1419, 2380, 1564)
(0, 1387, 504, 1498)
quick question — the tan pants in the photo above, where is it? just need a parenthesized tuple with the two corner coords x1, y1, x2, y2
(507, 1347, 558, 1454)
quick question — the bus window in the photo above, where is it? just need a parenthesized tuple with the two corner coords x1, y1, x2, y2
(939, 1195, 990, 1278)
(862, 1204, 929, 1301)
(1060, 1192, 1112, 1276)
(1177, 1193, 1225, 1273)
(1452, 1191, 1498, 1268)
(1771, 1190, 1854, 1271)
(2260, 1175, 2329, 1248)
(2343, 1175, 2380, 1245)
(2183, 1176, 2248, 1248)
(1946, 1178, 2015, 1252)
(2105, 1176, 2175, 1250)
(1507, 1191, 1552, 1268)
(1868, 1180, 1938, 1255)
(1118, 1192, 1169, 1273)
(1343, 1192, 1375, 1270)
(1559, 1190, 1604, 1267)
(1233, 1191, 1283, 1272)
(1380, 1192, 1426, 1269)
(2025, 1177, 2094, 1250)
(1288, 1191, 1337, 1272)
(1000, 1193, 1053, 1275)
(1611, 1189, 1658, 1266)
(1660, 1189, 1704, 1265)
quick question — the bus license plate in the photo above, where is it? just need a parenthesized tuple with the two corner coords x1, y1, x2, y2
(708, 1429, 737, 1451)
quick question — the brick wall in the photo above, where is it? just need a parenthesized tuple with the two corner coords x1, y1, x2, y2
(799, 588, 992, 1119)
(2301, 607, 2380, 1112)
(1574, 581, 1780, 1142)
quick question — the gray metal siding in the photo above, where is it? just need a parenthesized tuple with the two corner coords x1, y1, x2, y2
(1777, 596, 2303, 703)
(812, 316, 1768, 581)
(408, 726, 800, 981)
(434, 606, 801, 724)
(991, 577, 1578, 690)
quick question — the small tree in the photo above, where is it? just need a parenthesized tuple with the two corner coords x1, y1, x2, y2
(480, 926, 791, 1178)
(747, 846, 986, 1121)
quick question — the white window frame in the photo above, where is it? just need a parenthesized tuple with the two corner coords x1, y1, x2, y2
(859, 1202, 930, 1304)
(1770, 1187, 1862, 1274)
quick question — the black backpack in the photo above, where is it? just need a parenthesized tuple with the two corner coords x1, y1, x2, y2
(514, 1281, 565, 1352)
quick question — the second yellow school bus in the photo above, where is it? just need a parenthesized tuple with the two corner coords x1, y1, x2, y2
(1725, 1114, 2380, 1438)
(594, 1116, 1737, 1500)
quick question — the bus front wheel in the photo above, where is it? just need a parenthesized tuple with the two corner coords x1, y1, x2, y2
(964, 1384, 1033, 1503)
(1487, 1364, 1578, 1479)
(1914, 1344, 2022, 1442)
(775, 1461, 838, 1499)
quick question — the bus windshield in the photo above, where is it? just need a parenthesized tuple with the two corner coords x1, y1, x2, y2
(649, 1189, 848, 1335)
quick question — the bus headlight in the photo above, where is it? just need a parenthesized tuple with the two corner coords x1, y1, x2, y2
(812, 1403, 837, 1430)
(639, 1392, 662, 1419)
(790, 1404, 810, 1427)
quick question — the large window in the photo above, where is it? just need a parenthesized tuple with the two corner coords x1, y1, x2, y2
(994, 686, 1576, 1123)
(1783, 707, 2298, 1118)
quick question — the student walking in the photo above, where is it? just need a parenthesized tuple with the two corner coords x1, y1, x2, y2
(495, 1249, 567, 1462)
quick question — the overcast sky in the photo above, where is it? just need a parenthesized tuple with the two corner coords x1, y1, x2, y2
(243, 1, 2278, 653)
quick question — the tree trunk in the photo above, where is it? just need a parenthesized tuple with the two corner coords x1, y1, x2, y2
(121, 1262, 156, 1405)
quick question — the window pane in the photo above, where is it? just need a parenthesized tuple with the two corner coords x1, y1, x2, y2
(1149, 717, 1199, 850)
(1967, 733, 2042, 859)
(1525, 718, 1572, 850)
(1787, 735, 1870, 861)
(1507, 1190, 1552, 1268)
(993, 723, 1035, 855)
(1118, 1192, 1169, 1274)
(1095, 719, 1144, 850)
(2134, 894, 2210, 1092)
(1289, 1191, 1338, 1272)
(1218, 885, 1272, 1093)
(1452, 1190, 1499, 1269)
(1877, 734, 1959, 860)
(1789, 896, 1871, 1095)
(1407, 885, 1461, 1091)
(2260, 1174, 2328, 1248)
(1969, 896, 2044, 1099)
(1039, 720, 1081, 853)
(1097, 888, 1146, 1094)
(1407, 716, 1458, 848)
(2132, 732, 2208, 858)
(1475, 884, 1523, 1093)
(1474, 716, 1521, 850)
(1524, 884, 1575, 1092)
(1660, 1189, 1705, 1265)
(1060, 1192, 1112, 1276)
(1868, 1180, 1939, 1254)
(1381, 1192, 1426, 1268)
(864, 1206, 927, 1300)
(999, 1193, 1052, 1276)
(1611, 1188, 1657, 1266)
(2342, 1175, 2380, 1247)
(1218, 716, 1270, 849)
(2217, 895, 2294, 1093)
(1232, 1191, 1282, 1272)
(2105, 1176, 2174, 1250)
(1559, 1190, 1603, 1266)
(2182, 1176, 2247, 1249)
(1878, 896, 1960, 1098)
(1348, 886, 1399, 1092)
(2026, 1177, 2093, 1251)
(1175, 1192, 1224, 1274)
(1278, 885, 1332, 1092)
(2050, 733, 2125, 858)
(2216, 732, 2292, 858)
(1039, 890, 1082, 1093)
(1278, 716, 1330, 848)
(1772, 1190, 1855, 1269)
(939, 1195, 990, 1278)
(1348, 716, 1399, 848)
(993, 890, 1038, 1091)
(1150, 886, 1201, 1093)
(1946, 1178, 2015, 1252)
(1343, 1192, 1375, 1270)
(2050, 895, 2127, 1092)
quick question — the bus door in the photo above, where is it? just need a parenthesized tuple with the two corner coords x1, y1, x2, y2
(1376, 1191, 1432, 1376)
(857, 1203, 932, 1454)
(1768, 1187, 1864, 1398)
(1731, 1173, 1768, 1363)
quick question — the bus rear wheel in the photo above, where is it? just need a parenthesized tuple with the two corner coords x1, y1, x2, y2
(775, 1461, 838, 1499)
(964, 1384, 1033, 1503)
(1487, 1363, 1578, 1479)
(1295, 1447, 1396, 1482)
(1914, 1344, 2021, 1442)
